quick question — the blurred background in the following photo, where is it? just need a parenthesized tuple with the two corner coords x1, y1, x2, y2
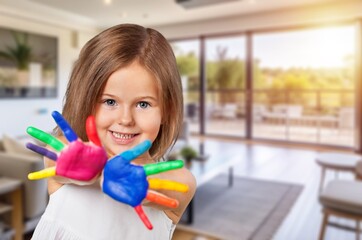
(0, 0, 362, 239)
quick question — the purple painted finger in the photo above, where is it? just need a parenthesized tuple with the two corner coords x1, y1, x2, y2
(26, 142, 58, 161)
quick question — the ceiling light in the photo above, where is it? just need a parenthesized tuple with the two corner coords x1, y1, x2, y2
(176, 0, 240, 9)
(104, 0, 112, 5)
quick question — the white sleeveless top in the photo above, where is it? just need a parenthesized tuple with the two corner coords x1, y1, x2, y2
(32, 184, 176, 240)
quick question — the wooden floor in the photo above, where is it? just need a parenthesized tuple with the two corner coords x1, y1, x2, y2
(173, 137, 360, 240)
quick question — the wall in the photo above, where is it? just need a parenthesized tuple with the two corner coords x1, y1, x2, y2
(0, 13, 97, 138)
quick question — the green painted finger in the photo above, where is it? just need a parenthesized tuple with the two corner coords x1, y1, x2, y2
(27, 127, 65, 151)
(144, 160, 184, 176)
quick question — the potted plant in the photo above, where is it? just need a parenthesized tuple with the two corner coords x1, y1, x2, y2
(180, 146, 198, 163)
(0, 31, 32, 87)
(0, 31, 32, 70)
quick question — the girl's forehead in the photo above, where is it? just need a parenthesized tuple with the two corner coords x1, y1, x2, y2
(101, 65, 160, 99)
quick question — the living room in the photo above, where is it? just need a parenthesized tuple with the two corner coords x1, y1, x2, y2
(1, 0, 362, 239)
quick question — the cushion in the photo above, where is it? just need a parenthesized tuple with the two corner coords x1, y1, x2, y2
(320, 180, 362, 214)
(2, 134, 39, 158)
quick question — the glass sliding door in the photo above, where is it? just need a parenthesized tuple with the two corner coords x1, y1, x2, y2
(252, 25, 356, 147)
(171, 39, 200, 134)
(204, 35, 246, 137)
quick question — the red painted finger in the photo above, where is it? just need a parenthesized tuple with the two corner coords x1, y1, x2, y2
(134, 205, 153, 230)
(86, 116, 102, 146)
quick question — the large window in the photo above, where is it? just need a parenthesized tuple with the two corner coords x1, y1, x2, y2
(171, 40, 200, 133)
(171, 23, 358, 148)
(205, 35, 246, 137)
(253, 26, 356, 147)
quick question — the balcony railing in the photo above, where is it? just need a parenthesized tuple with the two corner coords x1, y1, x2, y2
(184, 89, 355, 147)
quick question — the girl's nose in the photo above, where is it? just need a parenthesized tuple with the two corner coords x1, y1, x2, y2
(117, 107, 135, 126)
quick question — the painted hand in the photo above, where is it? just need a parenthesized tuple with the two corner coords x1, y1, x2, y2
(26, 111, 107, 182)
(102, 140, 188, 230)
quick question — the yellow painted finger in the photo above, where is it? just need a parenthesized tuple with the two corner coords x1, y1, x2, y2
(28, 167, 56, 180)
(148, 179, 189, 192)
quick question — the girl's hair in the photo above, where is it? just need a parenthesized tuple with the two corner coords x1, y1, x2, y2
(58, 24, 183, 160)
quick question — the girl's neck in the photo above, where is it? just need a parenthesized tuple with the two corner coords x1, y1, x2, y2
(133, 157, 156, 165)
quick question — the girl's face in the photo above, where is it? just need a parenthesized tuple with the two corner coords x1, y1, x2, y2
(95, 61, 162, 162)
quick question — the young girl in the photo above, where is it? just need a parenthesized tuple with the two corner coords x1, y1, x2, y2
(30, 23, 196, 240)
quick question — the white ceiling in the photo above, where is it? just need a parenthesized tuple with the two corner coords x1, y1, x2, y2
(0, 0, 349, 29)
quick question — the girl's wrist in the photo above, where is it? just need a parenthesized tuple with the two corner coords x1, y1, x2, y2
(53, 174, 101, 186)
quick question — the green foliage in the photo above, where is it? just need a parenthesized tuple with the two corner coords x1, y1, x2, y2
(176, 53, 198, 76)
(210, 46, 245, 90)
(253, 59, 265, 89)
(205, 46, 246, 104)
(257, 64, 355, 109)
(180, 146, 198, 161)
(215, 60, 245, 89)
(184, 75, 200, 91)
(0, 31, 32, 70)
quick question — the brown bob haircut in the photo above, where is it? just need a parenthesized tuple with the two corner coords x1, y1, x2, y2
(58, 24, 183, 161)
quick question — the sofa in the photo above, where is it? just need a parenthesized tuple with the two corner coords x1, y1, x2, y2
(0, 136, 48, 234)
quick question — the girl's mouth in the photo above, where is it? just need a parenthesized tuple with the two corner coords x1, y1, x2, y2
(112, 132, 135, 139)
(109, 131, 139, 144)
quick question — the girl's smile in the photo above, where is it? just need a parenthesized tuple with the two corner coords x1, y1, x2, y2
(109, 130, 140, 145)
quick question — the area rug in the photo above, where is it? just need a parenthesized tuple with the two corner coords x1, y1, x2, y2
(179, 175, 304, 240)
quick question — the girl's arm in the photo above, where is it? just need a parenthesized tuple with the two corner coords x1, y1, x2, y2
(145, 167, 196, 224)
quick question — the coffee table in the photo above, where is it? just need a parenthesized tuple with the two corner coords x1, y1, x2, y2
(184, 153, 240, 224)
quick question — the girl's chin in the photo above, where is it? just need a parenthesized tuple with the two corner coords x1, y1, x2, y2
(106, 140, 141, 156)
(107, 146, 129, 157)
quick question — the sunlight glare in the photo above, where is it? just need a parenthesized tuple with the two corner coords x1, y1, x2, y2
(255, 25, 356, 69)
(306, 27, 355, 68)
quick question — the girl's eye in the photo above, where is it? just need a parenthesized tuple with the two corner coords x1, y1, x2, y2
(137, 101, 150, 109)
(104, 99, 117, 106)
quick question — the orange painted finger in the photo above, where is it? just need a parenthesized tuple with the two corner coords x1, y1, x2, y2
(148, 179, 189, 192)
(146, 192, 179, 208)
